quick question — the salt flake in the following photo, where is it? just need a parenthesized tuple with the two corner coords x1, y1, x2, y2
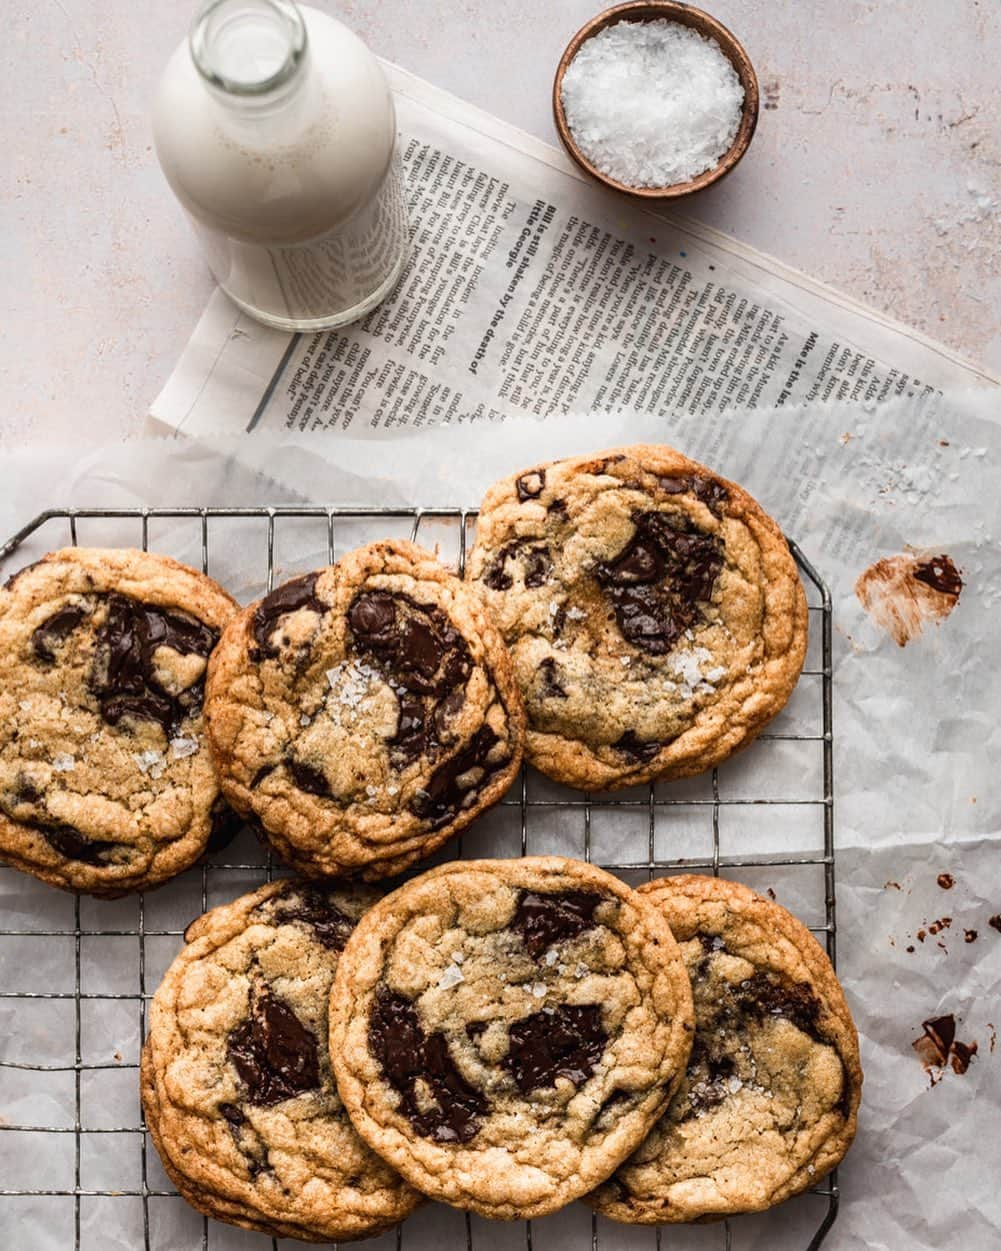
(438, 964, 465, 990)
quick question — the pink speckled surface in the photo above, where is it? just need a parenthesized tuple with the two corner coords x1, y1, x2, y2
(3, 0, 999, 443)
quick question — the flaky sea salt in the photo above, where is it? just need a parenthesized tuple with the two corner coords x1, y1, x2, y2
(561, 19, 744, 189)
(51, 753, 76, 772)
(169, 736, 199, 759)
(133, 749, 165, 779)
(438, 963, 465, 990)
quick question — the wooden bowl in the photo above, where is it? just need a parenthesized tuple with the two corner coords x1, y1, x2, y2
(552, 1, 759, 199)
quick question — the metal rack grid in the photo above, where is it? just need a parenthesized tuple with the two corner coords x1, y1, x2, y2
(0, 506, 838, 1251)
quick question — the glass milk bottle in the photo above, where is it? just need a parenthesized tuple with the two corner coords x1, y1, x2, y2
(153, 0, 409, 331)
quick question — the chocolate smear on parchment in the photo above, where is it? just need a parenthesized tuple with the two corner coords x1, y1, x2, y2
(912, 1014, 978, 1086)
(855, 550, 962, 647)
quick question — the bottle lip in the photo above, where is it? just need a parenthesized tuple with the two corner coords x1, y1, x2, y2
(189, 0, 308, 97)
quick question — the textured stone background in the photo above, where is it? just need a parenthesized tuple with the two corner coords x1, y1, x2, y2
(3, 0, 999, 442)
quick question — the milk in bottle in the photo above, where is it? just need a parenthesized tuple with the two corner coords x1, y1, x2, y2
(153, 0, 409, 330)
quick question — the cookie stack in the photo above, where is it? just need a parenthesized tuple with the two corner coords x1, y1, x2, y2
(0, 444, 860, 1236)
(141, 858, 861, 1237)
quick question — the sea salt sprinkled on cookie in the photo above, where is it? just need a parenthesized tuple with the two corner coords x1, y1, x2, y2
(169, 736, 199, 759)
(51, 753, 76, 772)
(438, 963, 465, 990)
(133, 749, 165, 777)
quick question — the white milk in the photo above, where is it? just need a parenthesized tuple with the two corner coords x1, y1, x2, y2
(154, 0, 409, 331)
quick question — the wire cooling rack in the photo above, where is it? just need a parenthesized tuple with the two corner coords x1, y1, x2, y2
(0, 507, 837, 1251)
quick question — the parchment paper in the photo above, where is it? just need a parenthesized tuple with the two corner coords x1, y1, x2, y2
(1, 389, 998, 1251)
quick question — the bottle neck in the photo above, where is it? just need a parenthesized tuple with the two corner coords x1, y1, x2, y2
(189, 0, 311, 118)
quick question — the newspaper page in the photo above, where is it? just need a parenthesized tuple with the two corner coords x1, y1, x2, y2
(150, 63, 999, 436)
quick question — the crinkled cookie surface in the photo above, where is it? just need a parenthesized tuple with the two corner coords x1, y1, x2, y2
(141, 879, 420, 1242)
(205, 540, 525, 880)
(589, 875, 862, 1223)
(467, 446, 807, 789)
(0, 547, 237, 895)
(330, 856, 695, 1219)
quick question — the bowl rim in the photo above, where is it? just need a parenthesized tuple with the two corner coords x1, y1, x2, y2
(552, 0, 760, 200)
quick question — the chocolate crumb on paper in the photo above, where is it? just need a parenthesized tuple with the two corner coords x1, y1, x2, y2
(937, 873, 955, 890)
(989, 915, 1001, 934)
(912, 1014, 978, 1085)
(855, 550, 963, 646)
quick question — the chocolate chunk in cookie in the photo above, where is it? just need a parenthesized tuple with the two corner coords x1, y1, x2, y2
(142, 880, 420, 1241)
(330, 857, 694, 1220)
(589, 875, 862, 1225)
(468, 445, 807, 790)
(0, 548, 237, 896)
(205, 540, 525, 880)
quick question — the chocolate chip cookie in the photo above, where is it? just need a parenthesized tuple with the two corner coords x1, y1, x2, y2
(205, 540, 525, 880)
(589, 875, 862, 1223)
(467, 446, 807, 790)
(329, 856, 695, 1220)
(141, 879, 421, 1242)
(0, 548, 237, 896)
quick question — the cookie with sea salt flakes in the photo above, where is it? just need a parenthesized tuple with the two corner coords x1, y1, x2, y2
(329, 856, 695, 1220)
(142, 879, 421, 1242)
(0, 548, 238, 896)
(588, 875, 862, 1224)
(204, 540, 525, 880)
(467, 445, 807, 790)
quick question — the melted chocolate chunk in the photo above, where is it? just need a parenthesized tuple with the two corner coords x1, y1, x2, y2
(42, 824, 120, 865)
(30, 604, 87, 663)
(392, 695, 428, 764)
(537, 657, 567, 699)
(465, 1021, 487, 1041)
(249, 763, 276, 789)
(913, 555, 963, 598)
(516, 470, 546, 501)
(410, 725, 501, 829)
(511, 890, 603, 957)
(348, 592, 471, 696)
(205, 799, 242, 854)
(547, 499, 569, 521)
(252, 573, 325, 657)
(482, 541, 552, 592)
(736, 972, 824, 1037)
(287, 760, 330, 797)
(613, 731, 661, 762)
(659, 474, 729, 518)
(432, 691, 465, 741)
(227, 991, 320, 1107)
(218, 1101, 246, 1129)
(504, 1004, 606, 1093)
(269, 888, 356, 951)
(12, 776, 42, 805)
(369, 987, 488, 1143)
(597, 512, 723, 655)
(89, 592, 218, 735)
